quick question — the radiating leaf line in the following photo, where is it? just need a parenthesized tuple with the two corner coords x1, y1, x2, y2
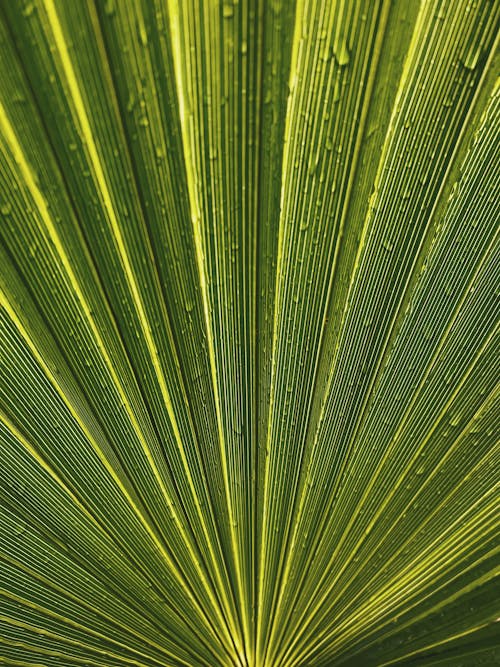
(378, 621, 497, 667)
(0, 615, 155, 667)
(0, 307, 230, 664)
(0, 409, 214, 665)
(296, 319, 497, 615)
(90, 1, 244, 644)
(0, 590, 169, 667)
(315, 388, 499, 613)
(274, 417, 498, 663)
(37, 3, 237, 649)
(165, 2, 266, 659)
(0, 552, 183, 666)
(288, 521, 499, 667)
(0, 68, 236, 664)
(264, 2, 498, 656)
(257, 5, 394, 660)
(0, 1, 498, 665)
(260, 4, 393, 653)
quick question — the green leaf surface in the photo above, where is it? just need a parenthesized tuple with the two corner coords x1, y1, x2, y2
(0, 1, 498, 665)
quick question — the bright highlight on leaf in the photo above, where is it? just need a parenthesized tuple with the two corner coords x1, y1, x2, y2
(0, 1, 498, 666)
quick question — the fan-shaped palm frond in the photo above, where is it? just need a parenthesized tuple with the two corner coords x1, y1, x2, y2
(0, 1, 498, 666)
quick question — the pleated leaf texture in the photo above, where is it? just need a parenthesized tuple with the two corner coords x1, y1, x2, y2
(0, 0, 498, 666)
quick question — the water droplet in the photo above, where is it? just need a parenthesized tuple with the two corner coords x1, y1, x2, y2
(333, 79, 341, 102)
(449, 181, 458, 201)
(12, 92, 27, 105)
(185, 300, 194, 312)
(382, 239, 393, 252)
(126, 94, 135, 113)
(14, 520, 26, 535)
(308, 155, 319, 175)
(138, 21, 148, 46)
(223, 4, 234, 18)
(320, 44, 331, 62)
(22, 2, 35, 17)
(333, 38, 349, 66)
(1, 202, 12, 216)
(138, 116, 149, 127)
(241, 41, 247, 55)
(104, 0, 115, 16)
(461, 44, 481, 71)
(299, 221, 309, 231)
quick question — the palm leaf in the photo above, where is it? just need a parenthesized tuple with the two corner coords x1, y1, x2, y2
(0, 0, 498, 665)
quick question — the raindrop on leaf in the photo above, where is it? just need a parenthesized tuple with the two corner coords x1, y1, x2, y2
(138, 21, 148, 46)
(104, 0, 115, 17)
(22, 2, 35, 17)
(333, 37, 350, 66)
